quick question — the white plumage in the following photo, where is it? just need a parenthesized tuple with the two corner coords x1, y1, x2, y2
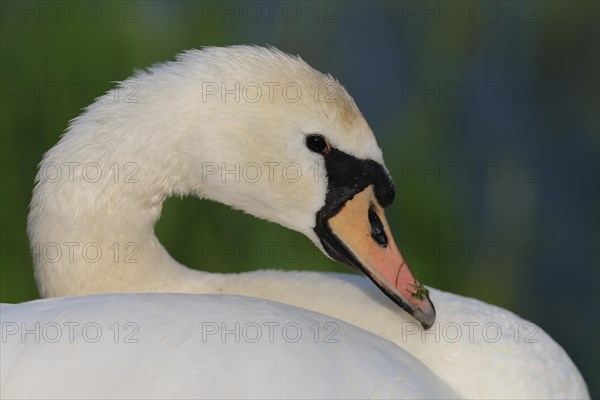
(2, 46, 589, 399)
(1, 294, 457, 399)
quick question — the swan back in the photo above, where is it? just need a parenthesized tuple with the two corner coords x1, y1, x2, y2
(1, 294, 458, 399)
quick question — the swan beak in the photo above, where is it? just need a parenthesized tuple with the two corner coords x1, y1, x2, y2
(320, 185, 435, 329)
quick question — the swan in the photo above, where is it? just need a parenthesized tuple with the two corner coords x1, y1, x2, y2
(3, 46, 588, 398)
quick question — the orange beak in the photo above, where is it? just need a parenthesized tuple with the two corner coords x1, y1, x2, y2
(317, 185, 435, 329)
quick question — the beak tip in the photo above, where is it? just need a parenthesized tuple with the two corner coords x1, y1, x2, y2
(415, 297, 436, 330)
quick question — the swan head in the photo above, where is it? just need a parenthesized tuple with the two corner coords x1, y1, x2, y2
(164, 46, 435, 328)
(32, 46, 434, 328)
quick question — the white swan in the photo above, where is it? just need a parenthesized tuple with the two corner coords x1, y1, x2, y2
(3, 46, 588, 398)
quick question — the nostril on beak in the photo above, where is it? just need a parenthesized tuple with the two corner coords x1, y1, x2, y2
(368, 204, 388, 247)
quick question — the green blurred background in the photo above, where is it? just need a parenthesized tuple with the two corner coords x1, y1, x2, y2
(1, 1, 598, 396)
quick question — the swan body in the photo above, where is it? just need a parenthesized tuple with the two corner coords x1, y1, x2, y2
(1, 294, 458, 399)
(1, 284, 588, 399)
(5, 46, 588, 398)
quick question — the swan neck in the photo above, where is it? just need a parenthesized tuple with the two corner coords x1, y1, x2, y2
(28, 98, 210, 296)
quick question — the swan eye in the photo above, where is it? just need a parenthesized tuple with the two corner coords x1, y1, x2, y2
(306, 135, 330, 154)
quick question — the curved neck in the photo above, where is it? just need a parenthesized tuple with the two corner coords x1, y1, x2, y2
(28, 88, 222, 296)
(27, 49, 332, 297)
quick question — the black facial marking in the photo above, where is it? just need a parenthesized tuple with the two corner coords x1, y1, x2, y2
(313, 145, 395, 263)
(311, 144, 435, 329)
(318, 147, 395, 219)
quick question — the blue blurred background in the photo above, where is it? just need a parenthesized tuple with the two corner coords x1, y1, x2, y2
(1, 1, 598, 395)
